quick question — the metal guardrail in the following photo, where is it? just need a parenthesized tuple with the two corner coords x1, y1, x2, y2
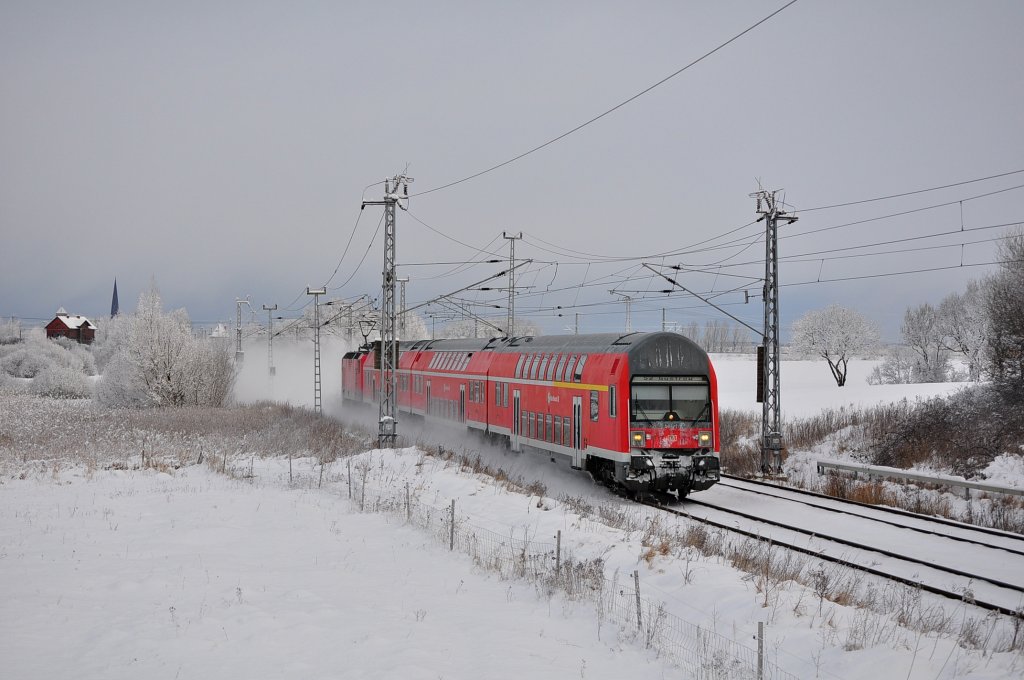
(816, 460, 1024, 499)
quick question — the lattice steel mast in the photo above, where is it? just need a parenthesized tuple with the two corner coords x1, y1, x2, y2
(502, 231, 522, 337)
(751, 189, 797, 474)
(363, 175, 412, 448)
(307, 287, 326, 414)
(262, 303, 277, 376)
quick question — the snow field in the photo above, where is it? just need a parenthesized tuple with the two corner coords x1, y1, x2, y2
(3, 444, 1023, 679)
(1, 464, 665, 680)
(3, 350, 1023, 680)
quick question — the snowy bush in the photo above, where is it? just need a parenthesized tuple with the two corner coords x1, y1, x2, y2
(867, 345, 917, 385)
(0, 346, 51, 378)
(50, 336, 97, 375)
(0, 337, 94, 379)
(33, 366, 92, 399)
(0, 318, 21, 345)
(0, 372, 27, 393)
(95, 287, 236, 408)
(872, 384, 1024, 477)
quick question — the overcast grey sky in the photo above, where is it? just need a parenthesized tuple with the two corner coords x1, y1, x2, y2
(2, 1, 1022, 341)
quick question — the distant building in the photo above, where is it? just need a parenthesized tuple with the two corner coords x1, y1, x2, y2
(46, 308, 96, 344)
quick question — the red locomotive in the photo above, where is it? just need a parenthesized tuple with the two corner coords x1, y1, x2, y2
(342, 331, 721, 498)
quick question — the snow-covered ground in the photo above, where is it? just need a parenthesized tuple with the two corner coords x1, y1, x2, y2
(711, 353, 966, 419)
(2, 351, 1023, 679)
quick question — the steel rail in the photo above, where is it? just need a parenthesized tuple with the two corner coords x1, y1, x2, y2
(717, 476, 1024, 557)
(645, 500, 1024, 618)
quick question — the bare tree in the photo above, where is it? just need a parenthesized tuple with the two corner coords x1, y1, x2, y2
(95, 286, 236, 407)
(901, 303, 949, 382)
(868, 345, 917, 385)
(0, 318, 21, 345)
(985, 229, 1024, 385)
(790, 304, 881, 387)
(936, 280, 988, 381)
(440, 316, 539, 339)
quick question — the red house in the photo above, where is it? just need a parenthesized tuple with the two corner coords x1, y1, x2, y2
(46, 308, 96, 344)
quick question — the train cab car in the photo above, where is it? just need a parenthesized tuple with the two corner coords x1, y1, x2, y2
(341, 331, 720, 499)
(492, 332, 720, 498)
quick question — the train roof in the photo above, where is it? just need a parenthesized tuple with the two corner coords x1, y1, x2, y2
(389, 332, 709, 375)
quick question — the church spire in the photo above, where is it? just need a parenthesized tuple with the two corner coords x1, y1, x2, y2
(111, 279, 119, 318)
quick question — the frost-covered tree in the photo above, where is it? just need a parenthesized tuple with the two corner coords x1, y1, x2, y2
(439, 316, 540, 339)
(0, 318, 21, 345)
(985, 229, 1024, 385)
(867, 345, 917, 385)
(95, 287, 236, 407)
(401, 313, 429, 341)
(936, 280, 988, 381)
(680, 320, 752, 352)
(790, 304, 881, 387)
(0, 335, 96, 378)
(901, 303, 950, 382)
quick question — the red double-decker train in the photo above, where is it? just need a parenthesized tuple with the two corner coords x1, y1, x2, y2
(342, 331, 720, 498)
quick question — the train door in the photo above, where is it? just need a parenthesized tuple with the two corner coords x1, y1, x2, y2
(512, 390, 521, 451)
(572, 396, 583, 469)
(459, 384, 466, 423)
(425, 380, 432, 416)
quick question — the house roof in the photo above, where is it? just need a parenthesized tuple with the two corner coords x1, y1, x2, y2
(52, 310, 95, 329)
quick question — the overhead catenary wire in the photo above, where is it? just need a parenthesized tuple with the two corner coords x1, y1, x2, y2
(785, 183, 1024, 241)
(318, 161, 1022, 337)
(796, 168, 1024, 213)
(329, 211, 387, 292)
(678, 218, 1024, 272)
(410, 1, 800, 198)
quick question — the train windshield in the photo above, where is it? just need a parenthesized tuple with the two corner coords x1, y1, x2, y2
(630, 382, 710, 424)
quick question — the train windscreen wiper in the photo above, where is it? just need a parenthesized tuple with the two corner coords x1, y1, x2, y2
(689, 403, 710, 427)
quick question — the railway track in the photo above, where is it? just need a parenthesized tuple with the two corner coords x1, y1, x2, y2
(718, 474, 1024, 556)
(644, 479, 1024, 617)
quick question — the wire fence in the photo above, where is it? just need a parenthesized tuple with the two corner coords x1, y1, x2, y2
(348, 473, 799, 680)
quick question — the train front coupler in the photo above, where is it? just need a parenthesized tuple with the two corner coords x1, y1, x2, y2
(623, 450, 720, 496)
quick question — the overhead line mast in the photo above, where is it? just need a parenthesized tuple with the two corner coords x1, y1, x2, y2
(502, 231, 522, 336)
(306, 287, 326, 414)
(751, 189, 797, 475)
(262, 303, 277, 376)
(363, 175, 413, 449)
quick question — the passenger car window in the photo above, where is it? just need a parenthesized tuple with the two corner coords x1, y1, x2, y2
(554, 354, 567, 381)
(562, 355, 577, 382)
(574, 355, 588, 382)
(530, 355, 541, 380)
(538, 354, 550, 381)
(590, 390, 599, 421)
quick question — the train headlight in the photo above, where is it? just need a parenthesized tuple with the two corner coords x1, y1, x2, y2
(698, 430, 713, 448)
(631, 431, 645, 447)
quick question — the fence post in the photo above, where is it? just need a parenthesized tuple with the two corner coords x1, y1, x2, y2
(406, 482, 410, 521)
(555, 530, 561, 573)
(757, 621, 764, 680)
(449, 499, 456, 551)
(347, 459, 352, 499)
(633, 570, 643, 633)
